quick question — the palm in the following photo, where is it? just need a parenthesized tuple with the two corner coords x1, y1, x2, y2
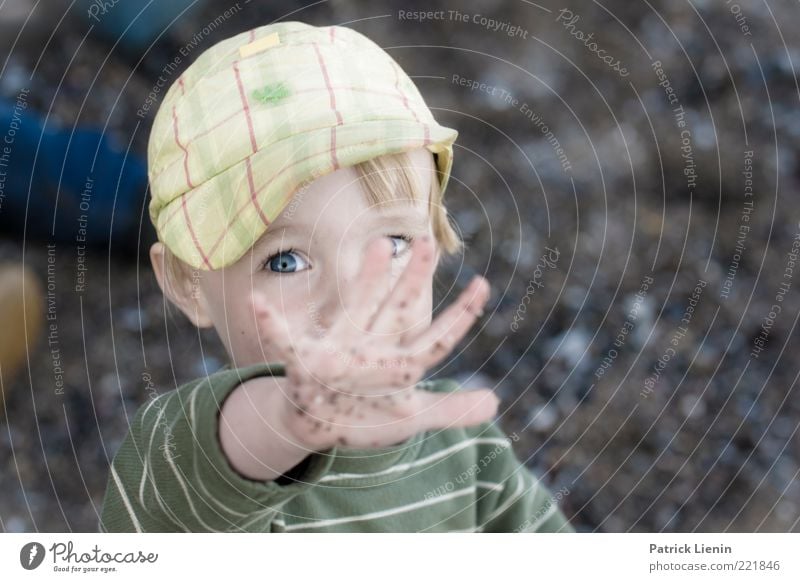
(249, 234, 497, 450)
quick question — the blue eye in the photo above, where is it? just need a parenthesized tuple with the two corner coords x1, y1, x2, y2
(263, 235, 414, 275)
(264, 249, 308, 274)
(390, 234, 414, 257)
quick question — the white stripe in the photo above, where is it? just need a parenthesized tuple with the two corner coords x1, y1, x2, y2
(521, 501, 559, 532)
(139, 401, 169, 507)
(234, 503, 291, 531)
(284, 486, 477, 531)
(189, 383, 250, 519)
(232, 509, 275, 532)
(141, 396, 184, 528)
(110, 465, 142, 532)
(475, 480, 505, 492)
(162, 416, 225, 532)
(481, 472, 527, 525)
(319, 437, 511, 482)
(139, 393, 163, 425)
(138, 458, 149, 507)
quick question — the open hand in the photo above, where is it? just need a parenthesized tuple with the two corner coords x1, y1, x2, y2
(249, 234, 498, 450)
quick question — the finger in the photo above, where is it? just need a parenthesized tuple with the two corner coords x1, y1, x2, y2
(413, 388, 500, 431)
(327, 387, 500, 448)
(367, 234, 437, 339)
(405, 275, 490, 365)
(325, 236, 394, 346)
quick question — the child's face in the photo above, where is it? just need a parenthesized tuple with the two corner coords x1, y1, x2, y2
(188, 148, 441, 368)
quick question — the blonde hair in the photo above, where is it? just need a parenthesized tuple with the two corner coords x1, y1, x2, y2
(161, 150, 463, 286)
(353, 150, 463, 257)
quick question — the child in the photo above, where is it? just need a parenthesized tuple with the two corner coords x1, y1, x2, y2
(100, 20, 575, 533)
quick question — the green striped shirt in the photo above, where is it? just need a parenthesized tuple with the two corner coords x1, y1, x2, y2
(100, 362, 575, 533)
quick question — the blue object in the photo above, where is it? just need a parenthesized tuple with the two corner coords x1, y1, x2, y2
(77, 0, 208, 55)
(0, 95, 148, 248)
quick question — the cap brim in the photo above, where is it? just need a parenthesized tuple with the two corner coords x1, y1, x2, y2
(155, 119, 457, 270)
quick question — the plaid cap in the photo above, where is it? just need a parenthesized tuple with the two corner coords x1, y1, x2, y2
(147, 20, 459, 270)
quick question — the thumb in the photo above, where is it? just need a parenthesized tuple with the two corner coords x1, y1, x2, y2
(414, 388, 500, 432)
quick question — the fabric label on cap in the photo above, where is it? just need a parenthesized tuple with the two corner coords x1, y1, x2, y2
(239, 32, 281, 58)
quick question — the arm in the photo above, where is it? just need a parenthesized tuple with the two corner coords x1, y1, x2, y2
(218, 372, 313, 481)
(470, 421, 575, 533)
(100, 235, 500, 532)
(99, 362, 335, 533)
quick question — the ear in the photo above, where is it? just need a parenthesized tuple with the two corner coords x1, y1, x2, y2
(149, 242, 214, 328)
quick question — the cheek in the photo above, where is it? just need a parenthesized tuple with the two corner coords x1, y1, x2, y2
(213, 303, 263, 366)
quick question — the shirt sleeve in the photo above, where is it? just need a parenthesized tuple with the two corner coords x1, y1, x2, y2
(467, 420, 575, 533)
(99, 362, 337, 533)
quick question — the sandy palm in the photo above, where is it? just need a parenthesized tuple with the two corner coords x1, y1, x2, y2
(248, 234, 498, 450)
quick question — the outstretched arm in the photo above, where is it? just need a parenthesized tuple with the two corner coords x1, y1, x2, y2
(99, 363, 335, 533)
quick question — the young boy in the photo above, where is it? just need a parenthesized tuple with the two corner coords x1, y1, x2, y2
(100, 20, 574, 533)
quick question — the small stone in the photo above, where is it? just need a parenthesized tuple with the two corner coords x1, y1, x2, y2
(528, 404, 558, 432)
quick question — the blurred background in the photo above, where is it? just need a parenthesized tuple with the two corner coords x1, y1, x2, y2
(0, 0, 798, 533)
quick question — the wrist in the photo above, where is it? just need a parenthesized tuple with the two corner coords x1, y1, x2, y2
(219, 375, 315, 481)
